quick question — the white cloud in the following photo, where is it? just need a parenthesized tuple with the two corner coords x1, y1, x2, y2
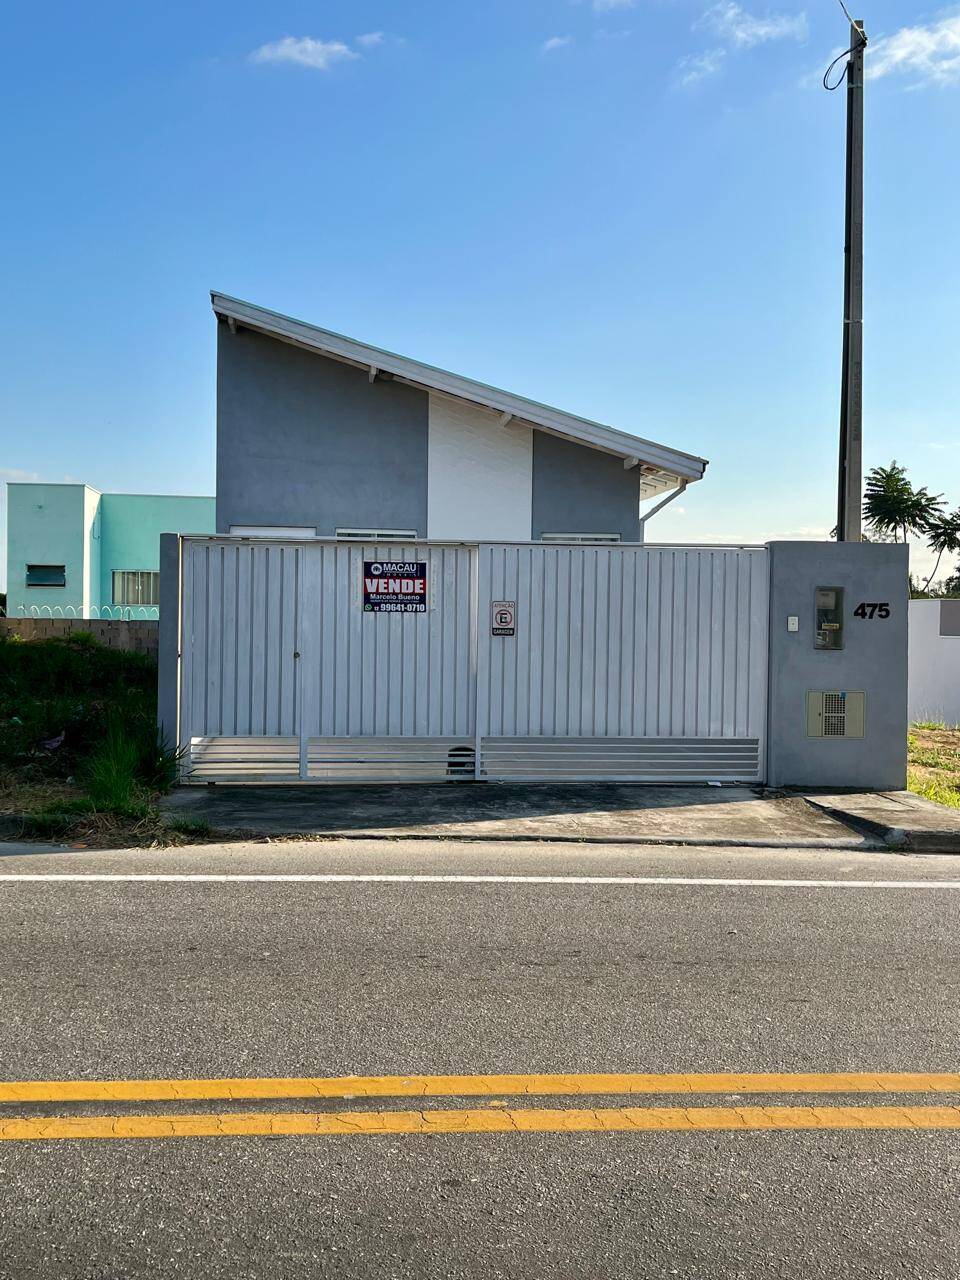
(542, 35, 574, 53)
(867, 12, 960, 86)
(697, 1, 808, 49)
(249, 36, 359, 71)
(681, 3, 806, 87)
(356, 32, 385, 48)
(677, 47, 727, 85)
(593, 0, 635, 11)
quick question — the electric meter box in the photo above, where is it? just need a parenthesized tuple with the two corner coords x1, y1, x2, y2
(814, 586, 844, 650)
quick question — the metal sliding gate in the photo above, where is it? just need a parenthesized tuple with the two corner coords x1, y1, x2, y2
(178, 538, 769, 784)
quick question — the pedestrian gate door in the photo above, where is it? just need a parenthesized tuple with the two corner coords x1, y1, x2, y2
(176, 538, 769, 783)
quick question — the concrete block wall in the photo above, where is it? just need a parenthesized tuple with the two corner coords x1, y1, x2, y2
(0, 617, 159, 659)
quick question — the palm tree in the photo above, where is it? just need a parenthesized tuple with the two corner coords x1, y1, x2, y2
(923, 510, 960, 593)
(862, 461, 945, 544)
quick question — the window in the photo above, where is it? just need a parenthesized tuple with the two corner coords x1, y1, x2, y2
(940, 600, 960, 638)
(112, 571, 160, 607)
(336, 528, 419, 540)
(540, 534, 621, 545)
(26, 564, 66, 587)
(229, 525, 317, 538)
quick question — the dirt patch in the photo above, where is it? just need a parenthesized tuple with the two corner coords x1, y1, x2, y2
(908, 726, 960, 809)
(0, 772, 85, 817)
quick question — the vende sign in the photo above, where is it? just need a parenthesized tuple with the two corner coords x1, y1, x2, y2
(363, 561, 428, 613)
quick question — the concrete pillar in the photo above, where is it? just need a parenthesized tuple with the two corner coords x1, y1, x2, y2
(157, 534, 182, 750)
(765, 541, 909, 790)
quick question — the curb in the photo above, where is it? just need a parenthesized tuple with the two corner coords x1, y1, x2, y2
(170, 826, 884, 851)
(0, 821, 883, 854)
(801, 798, 960, 854)
(0, 840, 76, 857)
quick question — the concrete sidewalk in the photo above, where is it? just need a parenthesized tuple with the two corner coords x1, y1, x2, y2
(162, 783, 877, 849)
(803, 790, 960, 853)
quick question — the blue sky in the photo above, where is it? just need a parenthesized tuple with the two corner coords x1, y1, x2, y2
(1, 0, 958, 588)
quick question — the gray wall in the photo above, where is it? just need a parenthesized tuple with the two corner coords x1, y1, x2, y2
(531, 434, 642, 542)
(217, 324, 430, 535)
(766, 541, 909, 790)
(157, 534, 181, 749)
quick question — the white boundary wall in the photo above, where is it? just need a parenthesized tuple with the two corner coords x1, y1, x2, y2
(909, 600, 960, 727)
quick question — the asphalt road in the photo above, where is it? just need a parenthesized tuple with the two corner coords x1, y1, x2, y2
(1, 838, 959, 1279)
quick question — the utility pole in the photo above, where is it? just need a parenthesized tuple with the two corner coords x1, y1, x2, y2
(836, 19, 866, 541)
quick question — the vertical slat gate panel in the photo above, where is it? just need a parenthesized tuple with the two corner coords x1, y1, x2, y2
(180, 542, 304, 742)
(476, 543, 769, 780)
(179, 538, 768, 784)
(220, 544, 238, 736)
(300, 542, 477, 740)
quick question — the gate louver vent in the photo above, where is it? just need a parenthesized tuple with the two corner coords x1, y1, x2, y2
(480, 737, 761, 781)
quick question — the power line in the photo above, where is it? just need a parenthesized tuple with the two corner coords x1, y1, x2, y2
(823, 4, 868, 92)
(823, 42, 858, 89)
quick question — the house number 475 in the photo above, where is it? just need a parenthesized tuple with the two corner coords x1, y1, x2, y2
(853, 602, 890, 619)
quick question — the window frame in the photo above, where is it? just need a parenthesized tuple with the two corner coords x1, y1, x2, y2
(25, 564, 67, 588)
(228, 525, 318, 539)
(111, 570, 161, 607)
(336, 527, 420, 541)
(539, 533, 622, 545)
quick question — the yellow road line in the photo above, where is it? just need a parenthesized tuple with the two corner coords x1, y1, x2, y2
(2, 1072, 960, 1105)
(4, 1105, 960, 1141)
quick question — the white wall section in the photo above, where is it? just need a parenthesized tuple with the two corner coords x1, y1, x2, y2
(83, 485, 101, 615)
(427, 395, 532, 541)
(909, 600, 960, 726)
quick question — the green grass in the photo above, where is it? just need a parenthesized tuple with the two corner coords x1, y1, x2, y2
(912, 719, 953, 732)
(1, 633, 183, 841)
(908, 769, 960, 809)
(0, 632, 159, 778)
(908, 724, 960, 810)
(84, 721, 152, 817)
(82, 714, 180, 816)
(908, 743, 958, 771)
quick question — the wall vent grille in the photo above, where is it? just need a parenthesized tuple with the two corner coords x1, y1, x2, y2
(806, 691, 865, 739)
(823, 692, 846, 737)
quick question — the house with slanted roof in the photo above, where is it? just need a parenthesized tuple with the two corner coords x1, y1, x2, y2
(211, 293, 707, 543)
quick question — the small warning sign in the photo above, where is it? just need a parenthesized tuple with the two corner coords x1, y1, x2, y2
(363, 561, 428, 613)
(491, 600, 516, 637)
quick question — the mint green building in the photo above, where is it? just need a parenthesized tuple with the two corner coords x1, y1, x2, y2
(5, 484, 215, 618)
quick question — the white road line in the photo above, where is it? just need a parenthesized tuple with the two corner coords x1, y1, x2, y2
(0, 873, 959, 888)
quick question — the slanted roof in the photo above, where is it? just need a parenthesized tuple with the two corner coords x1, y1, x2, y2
(211, 293, 707, 498)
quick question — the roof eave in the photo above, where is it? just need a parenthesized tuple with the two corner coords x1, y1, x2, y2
(211, 292, 707, 485)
